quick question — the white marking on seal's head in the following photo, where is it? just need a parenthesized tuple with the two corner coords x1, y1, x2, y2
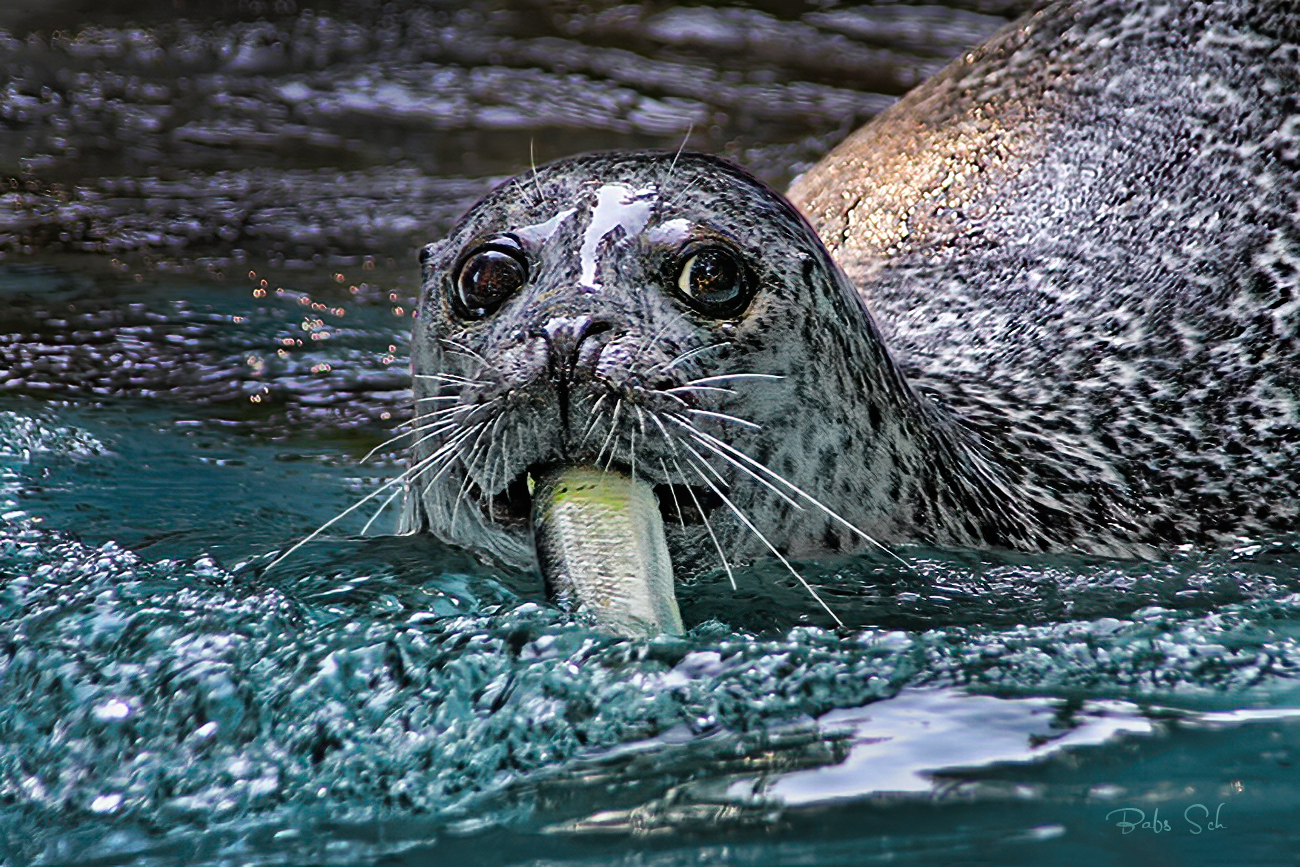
(579, 184, 657, 292)
(515, 207, 577, 245)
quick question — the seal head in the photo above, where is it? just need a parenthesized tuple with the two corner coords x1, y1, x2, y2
(402, 151, 956, 576)
(402, 149, 1134, 591)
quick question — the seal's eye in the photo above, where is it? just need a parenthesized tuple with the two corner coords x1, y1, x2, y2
(453, 241, 528, 318)
(674, 246, 754, 318)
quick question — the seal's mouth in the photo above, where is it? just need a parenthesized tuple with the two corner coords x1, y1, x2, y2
(469, 464, 723, 532)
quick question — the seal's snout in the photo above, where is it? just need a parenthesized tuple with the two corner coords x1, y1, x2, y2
(534, 314, 617, 429)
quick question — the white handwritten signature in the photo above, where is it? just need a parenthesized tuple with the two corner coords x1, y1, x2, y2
(1105, 804, 1226, 835)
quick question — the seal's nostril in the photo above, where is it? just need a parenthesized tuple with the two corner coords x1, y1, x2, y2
(539, 315, 616, 371)
(534, 315, 619, 432)
(573, 320, 614, 371)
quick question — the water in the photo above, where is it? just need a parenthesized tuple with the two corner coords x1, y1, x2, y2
(4, 264, 1300, 867)
(5, 1, 1300, 865)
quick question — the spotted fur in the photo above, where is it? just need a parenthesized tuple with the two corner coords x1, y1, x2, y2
(791, 0, 1300, 553)
(404, 0, 1300, 571)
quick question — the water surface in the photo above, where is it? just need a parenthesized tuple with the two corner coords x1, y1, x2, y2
(4, 2, 1300, 865)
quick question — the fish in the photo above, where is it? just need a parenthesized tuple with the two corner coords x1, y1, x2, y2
(530, 466, 683, 637)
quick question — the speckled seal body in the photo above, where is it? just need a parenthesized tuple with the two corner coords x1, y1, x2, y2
(403, 0, 1300, 574)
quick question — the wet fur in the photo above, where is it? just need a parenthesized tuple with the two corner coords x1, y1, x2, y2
(403, 0, 1300, 572)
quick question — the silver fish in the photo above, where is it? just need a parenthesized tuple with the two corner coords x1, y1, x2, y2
(531, 467, 683, 637)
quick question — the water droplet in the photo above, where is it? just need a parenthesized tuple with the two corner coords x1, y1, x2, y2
(90, 793, 123, 813)
(92, 698, 132, 721)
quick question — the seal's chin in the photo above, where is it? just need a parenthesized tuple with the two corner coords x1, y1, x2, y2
(468, 464, 724, 534)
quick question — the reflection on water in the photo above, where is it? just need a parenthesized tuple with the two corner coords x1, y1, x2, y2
(4, 1, 1300, 866)
(0, 0, 1011, 276)
(0, 262, 413, 437)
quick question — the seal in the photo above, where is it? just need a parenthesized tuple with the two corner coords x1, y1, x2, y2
(401, 0, 1300, 625)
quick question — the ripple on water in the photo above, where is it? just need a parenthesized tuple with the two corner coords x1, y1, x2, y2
(3, 1, 1297, 863)
(4, 490, 1300, 864)
(3, 270, 1300, 863)
(0, 1, 1012, 272)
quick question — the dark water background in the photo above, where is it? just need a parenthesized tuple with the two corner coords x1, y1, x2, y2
(4, 2, 1300, 865)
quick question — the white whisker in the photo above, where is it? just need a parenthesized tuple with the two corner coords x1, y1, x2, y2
(265, 440, 456, 572)
(413, 431, 481, 490)
(672, 432, 730, 489)
(438, 337, 487, 364)
(629, 420, 637, 481)
(684, 408, 762, 430)
(667, 417, 802, 511)
(579, 393, 610, 445)
(361, 481, 406, 536)
(676, 420, 908, 567)
(664, 385, 735, 397)
(636, 320, 676, 358)
(362, 405, 483, 463)
(596, 398, 624, 466)
(680, 454, 842, 626)
(405, 418, 475, 456)
(410, 426, 481, 483)
(361, 428, 417, 463)
(668, 174, 704, 208)
(667, 455, 736, 590)
(530, 138, 546, 205)
(663, 122, 693, 187)
(649, 342, 730, 375)
(449, 418, 497, 530)
(497, 421, 514, 508)
(684, 373, 784, 386)
(413, 372, 479, 386)
(449, 465, 477, 531)
(603, 432, 622, 473)
(658, 457, 687, 531)
(416, 398, 498, 422)
(647, 409, 674, 446)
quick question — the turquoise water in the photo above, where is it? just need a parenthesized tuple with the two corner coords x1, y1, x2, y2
(4, 266, 1300, 866)
(8, 0, 1299, 862)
